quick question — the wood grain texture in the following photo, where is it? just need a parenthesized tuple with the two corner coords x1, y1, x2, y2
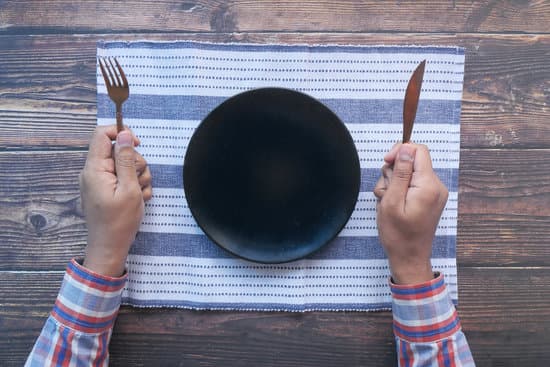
(0, 151, 86, 270)
(1, 33, 550, 150)
(2, 268, 550, 366)
(1, 149, 549, 270)
(1, 0, 550, 34)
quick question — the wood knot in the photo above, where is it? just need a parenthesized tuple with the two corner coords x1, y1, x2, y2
(26, 209, 59, 235)
(29, 214, 47, 230)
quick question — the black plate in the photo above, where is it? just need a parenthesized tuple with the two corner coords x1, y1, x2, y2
(183, 88, 360, 263)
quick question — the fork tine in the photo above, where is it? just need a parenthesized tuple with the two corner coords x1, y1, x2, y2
(98, 57, 112, 89)
(103, 57, 118, 87)
(113, 58, 129, 87)
(107, 57, 122, 87)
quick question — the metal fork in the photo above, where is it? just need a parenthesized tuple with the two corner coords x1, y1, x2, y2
(98, 57, 129, 132)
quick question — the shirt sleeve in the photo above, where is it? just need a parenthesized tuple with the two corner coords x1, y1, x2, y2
(25, 259, 127, 367)
(391, 273, 475, 367)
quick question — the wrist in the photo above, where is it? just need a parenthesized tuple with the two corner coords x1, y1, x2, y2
(388, 259, 434, 285)
(83, 258, 127, 278)
(83, 242, 129, 277)
(83, 256, 127, 278)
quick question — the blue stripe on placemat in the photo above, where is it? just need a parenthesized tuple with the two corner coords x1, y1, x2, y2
(120, 297, 392, 311)
(98, 94, 462, 125)
(146, 164, 459, 192)
(131, 232, 456, 260)
(99, 40, 464, 56)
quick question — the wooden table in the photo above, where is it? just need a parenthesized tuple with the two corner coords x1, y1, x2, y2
(1, 1, 549, 365)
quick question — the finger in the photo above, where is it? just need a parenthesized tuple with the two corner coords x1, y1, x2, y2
(374, 164, 393, 200)
(412, 144, 434, 174)
(121, 124, 141, 146)
(88, 125, 119, 160)
(383, 144, 417, 211)
(438, 182, 449, 208)
(142, 185, 153, 202)
(382, 164, 393, 187)
(373, 175, 387, 200)
(114, 130, 140, 193)
(383, 142, 402, 165)
(138, 166, 152, 189)
(88, 125, 140, 160)
(135, 152, 148, 176)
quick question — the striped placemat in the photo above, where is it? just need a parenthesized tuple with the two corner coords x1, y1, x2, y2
(97, 41, 464, 311)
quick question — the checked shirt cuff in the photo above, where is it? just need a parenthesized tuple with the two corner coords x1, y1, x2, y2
(50, 259, 127, 334)
(390, 273, 461, 343)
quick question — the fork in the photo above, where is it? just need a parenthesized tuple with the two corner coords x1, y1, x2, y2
(98, 57, 129, 132)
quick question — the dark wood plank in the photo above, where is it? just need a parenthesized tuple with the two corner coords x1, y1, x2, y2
(1, 0, 550, 34)
(459, 149, 550, 217)
(0, 151, 86, 270)
(457, 267, 550, 365)
(457, 148, 550, 267)
(0, 36, 98, 150)
(2, 267, 550, 366)
(1, 149, 549, 270)
(1, 33, 550, 150)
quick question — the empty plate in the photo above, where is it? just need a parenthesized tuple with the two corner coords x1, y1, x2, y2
(183, 88, 360, 263)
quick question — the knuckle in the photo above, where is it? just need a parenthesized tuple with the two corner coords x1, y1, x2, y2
(379, 196, 400, 213)
(417, 143, 430, 153)
(139, 177, 152, 189)
(440, 184, 449, 198)
(382, 165, 392, 179)
(143, 187, 153, 201)
(116, 153, 136, 168)
(79, 169, 91, 186)
(439, 185, 449, 205)
(123, 185, 144, 202)
(373, 187, 384, 199)
(141, 168, 152, 181)
(393, 167, 411, 181)
(135, 153, 147, 168)
(423, 186, 441, 203)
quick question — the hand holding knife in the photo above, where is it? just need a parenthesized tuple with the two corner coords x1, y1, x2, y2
(374, 59, 450, 285)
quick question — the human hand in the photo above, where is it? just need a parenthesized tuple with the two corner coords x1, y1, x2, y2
(79, 125, 152, 277)
(373, 143, 448, 285)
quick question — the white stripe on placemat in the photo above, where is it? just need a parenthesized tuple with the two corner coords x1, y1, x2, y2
(141, 188, 457, 237)
(98, 118, 460, 169)
(97, 47, 464, 100)
(122, 256, 457, 309)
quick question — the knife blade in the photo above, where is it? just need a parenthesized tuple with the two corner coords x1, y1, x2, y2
(402, 60, 426, 143)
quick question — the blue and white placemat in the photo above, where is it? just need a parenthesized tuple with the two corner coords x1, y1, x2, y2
(97, 41, 465, 311)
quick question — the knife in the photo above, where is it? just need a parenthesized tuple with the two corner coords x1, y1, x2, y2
(402, 60, 426, 143)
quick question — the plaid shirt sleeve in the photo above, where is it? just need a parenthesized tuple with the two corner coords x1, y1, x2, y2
(391, 273, 476, 367)
(25, 259, 127, 367)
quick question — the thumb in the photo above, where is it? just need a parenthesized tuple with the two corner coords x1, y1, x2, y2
(114, 130, 139, 189)
(384, 144, 416, 209)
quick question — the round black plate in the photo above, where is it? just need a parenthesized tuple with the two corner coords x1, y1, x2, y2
(183, 88, 360, 263)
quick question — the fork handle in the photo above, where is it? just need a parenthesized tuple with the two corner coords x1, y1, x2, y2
(116, 103, 123, 133)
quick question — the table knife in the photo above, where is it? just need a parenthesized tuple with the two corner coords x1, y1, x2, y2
(402, 60, 426, 143)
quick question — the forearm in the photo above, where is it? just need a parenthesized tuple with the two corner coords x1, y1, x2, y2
(25, 259, 126, 367)
(391, 273, 475, 366)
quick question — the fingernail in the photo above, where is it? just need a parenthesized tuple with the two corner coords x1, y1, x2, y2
(399, 144, 415, 162)
(116, 130, 133, 147)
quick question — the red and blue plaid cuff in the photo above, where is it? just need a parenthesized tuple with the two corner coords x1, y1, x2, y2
(390, 273, 461, 343)
(50, 259, 127, 334)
